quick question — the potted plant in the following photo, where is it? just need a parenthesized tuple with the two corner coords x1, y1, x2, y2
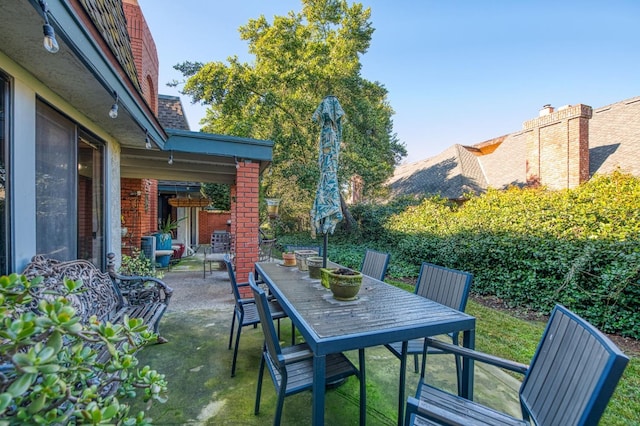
(282, 251, 296, 266)
(154, 216, 184, 267)
(323, 267, 363, 301)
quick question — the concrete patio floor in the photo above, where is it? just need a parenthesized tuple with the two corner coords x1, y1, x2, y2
(129, 254, 523, 425)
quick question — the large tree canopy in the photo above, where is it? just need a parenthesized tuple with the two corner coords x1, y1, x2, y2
(173, 0, 406, 227)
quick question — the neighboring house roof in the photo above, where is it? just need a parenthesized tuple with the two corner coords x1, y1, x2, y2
(588, 96, 640, 176)
(158, 95, 190, 131)
(388, 144, 487, 199)
(388, 95, 640, 199)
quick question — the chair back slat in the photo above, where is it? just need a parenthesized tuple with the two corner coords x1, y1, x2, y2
(249, 275, 284, 370)
(360, 249, 391, 281)
(211, 231, 231, 253)
(414, 262, 473, 311)
(223, 255, 244, 308)
(521, 305, 629, 426)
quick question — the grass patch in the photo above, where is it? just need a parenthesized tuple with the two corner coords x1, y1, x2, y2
(384, 281, 638, 425)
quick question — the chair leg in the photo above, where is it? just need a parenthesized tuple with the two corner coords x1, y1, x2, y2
(228, 313, 237, 350)
(254, 351, 265, 415)
(274, 382, 287, 426)
(291, 323, 296, 346)
(231, 321, 242, 377)
(413, 354, 419, 373)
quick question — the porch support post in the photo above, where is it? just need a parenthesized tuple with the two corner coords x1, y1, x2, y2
(231, 160, 260, 298)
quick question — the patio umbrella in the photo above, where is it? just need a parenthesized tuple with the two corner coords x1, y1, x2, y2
(310, 95, 345, 267)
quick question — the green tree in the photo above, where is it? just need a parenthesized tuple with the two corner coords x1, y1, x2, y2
(200, 183, 231, 210)
(172, 0, 406, 228)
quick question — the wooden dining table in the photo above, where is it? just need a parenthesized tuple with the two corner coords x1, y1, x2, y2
(255, 261, 476, 426)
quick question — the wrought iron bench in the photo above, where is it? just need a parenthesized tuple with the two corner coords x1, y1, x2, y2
(22, 253, 173, 343)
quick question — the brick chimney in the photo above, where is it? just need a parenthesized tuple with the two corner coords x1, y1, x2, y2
(123, 0, 159, 115)
(523, 104, 592, 190)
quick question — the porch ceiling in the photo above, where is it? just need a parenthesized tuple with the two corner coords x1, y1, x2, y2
(121, 147, 238, 184)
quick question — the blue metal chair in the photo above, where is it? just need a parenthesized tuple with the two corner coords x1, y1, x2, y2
(405, 304, 629, 426)
(249, 275, 361, 426)
(360, 249, 391, 281)
(224, 255, 287, 377)
(385, 262, 473, 426)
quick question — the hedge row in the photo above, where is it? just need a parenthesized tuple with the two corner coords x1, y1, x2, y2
(366, 170, 640, 338)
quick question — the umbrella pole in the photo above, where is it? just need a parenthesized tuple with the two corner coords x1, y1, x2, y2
(323, 232, 328, 268)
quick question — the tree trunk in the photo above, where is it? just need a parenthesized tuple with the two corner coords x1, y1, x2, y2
(339, 192, 357, 231)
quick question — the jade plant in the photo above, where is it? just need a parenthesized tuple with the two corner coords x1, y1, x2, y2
(0, 273, 167, 424)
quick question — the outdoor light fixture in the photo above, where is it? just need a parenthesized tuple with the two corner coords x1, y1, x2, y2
(168, 151, 174, 165)
(108, 92, 119, 118)
(38, 0, 59, 53)
(145, 131, 152, 149)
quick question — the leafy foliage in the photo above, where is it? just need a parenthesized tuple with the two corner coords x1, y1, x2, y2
(120, 250, 163, 280)
(0, 274, 167, 424)
(343, 171, 640, 338)
(173, 0, 406, 226)
(200, 183, 230, 210)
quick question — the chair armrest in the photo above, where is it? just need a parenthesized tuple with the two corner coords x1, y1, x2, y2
(424, 337, 529, 375)
(406, 396, 469, 426)
(281, 344, 313, 364)
(110, 272, 173, 305)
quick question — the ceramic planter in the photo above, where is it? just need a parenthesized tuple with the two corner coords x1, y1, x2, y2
(326, 268, 363, 301)
(282, 252, 296, 267)
(295, 250, 319, 271)
(307, 256, 324, 279)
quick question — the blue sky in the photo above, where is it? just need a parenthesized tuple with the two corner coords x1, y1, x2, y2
(138, 0, 639, 163)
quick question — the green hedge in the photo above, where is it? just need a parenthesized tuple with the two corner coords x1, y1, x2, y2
(380, 171, 640, 338)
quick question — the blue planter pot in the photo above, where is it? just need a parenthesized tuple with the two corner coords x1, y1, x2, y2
(154, 232, 172, 267)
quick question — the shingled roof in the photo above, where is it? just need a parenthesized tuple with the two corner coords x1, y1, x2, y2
(388, 95, 640, 199)
(387, 144, 487, 199)
(158, 95, 191, 131)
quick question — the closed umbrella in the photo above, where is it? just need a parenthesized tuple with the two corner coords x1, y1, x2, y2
(310, 96, 344, 267)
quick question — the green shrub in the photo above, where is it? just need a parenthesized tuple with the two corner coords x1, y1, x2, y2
(120, 250, 163, 279)
(0, 274, 167, 424)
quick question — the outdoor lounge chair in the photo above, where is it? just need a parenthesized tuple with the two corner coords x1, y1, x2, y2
(360, 248, 391, 281)
(404, 304, 629, 426)
(385, 262, 473, 426)
(224, 255, 287, 377)
(249, 275, 361, 426)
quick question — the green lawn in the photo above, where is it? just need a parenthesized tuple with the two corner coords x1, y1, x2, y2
(468, 299, 639, 425)
(386, 278, 639, 425)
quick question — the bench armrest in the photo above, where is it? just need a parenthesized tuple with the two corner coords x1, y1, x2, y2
(424, 337, 529, 375)
(109, 272, 173, 306)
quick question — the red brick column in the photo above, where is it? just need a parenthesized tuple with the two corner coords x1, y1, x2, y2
(121, 178, 157, 256)
(232, 161, 260, 298)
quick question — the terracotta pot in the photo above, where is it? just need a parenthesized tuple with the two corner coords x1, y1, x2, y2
(282, 252, 296, 266)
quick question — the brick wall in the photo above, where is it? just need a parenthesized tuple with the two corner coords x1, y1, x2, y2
(198, 211, 231, 243)
(232, 161, 260, 298)
(123, 0, 158, 114)
(121, 178, 157, 256)
(523, 104, 592, 190)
